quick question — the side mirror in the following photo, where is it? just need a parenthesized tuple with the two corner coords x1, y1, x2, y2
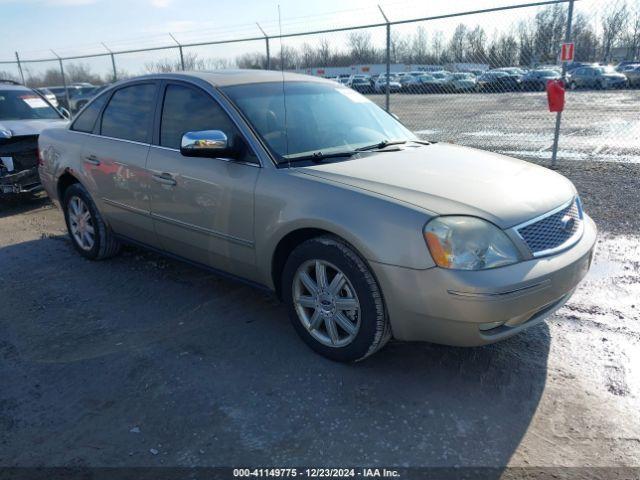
(180, 130, 233, 158)
(59, 107, 71, 120)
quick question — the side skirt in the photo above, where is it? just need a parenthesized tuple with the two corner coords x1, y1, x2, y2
(114, 233, 275, 296)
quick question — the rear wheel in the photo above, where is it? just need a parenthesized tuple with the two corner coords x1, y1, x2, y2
(63, 183, 120, 260)
(282, 235, 391, 362)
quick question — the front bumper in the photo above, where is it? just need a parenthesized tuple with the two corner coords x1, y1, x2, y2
(0, 167, 42, 194)
(371, 214, 597, 346)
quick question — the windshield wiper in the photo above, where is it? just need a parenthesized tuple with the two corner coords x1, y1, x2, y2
(282, 150, 358, 163)
(355, 139, 408, 152)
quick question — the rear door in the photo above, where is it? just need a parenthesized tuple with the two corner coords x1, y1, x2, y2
(82, 81, 159, 246)
(147, 81, 260, 278)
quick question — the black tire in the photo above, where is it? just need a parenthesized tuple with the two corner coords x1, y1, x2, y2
(62, 183, 120, 260)
(282, 235, 391, 362)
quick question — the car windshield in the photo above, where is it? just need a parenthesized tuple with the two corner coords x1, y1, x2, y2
(452, 73, 472, 79)
(596, 66, 617, 74)
(223, 81, 417, 162)
(0, 89, 61, 120)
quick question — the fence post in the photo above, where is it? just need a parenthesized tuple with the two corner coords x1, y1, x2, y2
(257, 23, 270, 70)
(101, 43, 117, 81)
(378, 5, 391, 112)
(14, 52, 25, 84)
(51, 50, 70, 111)
(551, 0, 575, 169)
(169, 34, 185, 70)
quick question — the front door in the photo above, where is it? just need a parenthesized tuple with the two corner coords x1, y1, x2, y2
(147, 82, 260, 279)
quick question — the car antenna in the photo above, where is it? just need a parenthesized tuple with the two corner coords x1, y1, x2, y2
(278, 5, 290, 168)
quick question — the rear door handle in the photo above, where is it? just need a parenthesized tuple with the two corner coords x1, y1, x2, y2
(152, 172, 177, 186)
(84, 154, 100, 166)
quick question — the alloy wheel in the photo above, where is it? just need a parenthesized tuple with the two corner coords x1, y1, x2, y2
(292, 259, 361, 348)
(68, 196, 95, 251)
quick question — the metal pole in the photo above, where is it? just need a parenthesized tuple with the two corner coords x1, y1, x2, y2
(378, 5, 391, 112)
(14, 52, 25, 84)
(257, 23, 270, 70)
(51, 50, 70, 111)
(169, 33, 185, 70)
(102, 43, 117, 81)
(551, 0, 574, 169)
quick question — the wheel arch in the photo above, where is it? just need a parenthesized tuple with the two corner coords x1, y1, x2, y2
(270, 226, 373, 300)
(57, 169, 82, 203)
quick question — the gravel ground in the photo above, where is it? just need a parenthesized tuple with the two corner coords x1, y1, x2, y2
(0, 156, 639, 474)
(370, 90, 640, 164)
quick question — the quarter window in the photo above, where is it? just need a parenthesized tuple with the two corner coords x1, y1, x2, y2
(101, 83, 156, 143)
(71, 93, 108, 133)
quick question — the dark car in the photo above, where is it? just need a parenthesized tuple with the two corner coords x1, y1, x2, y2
(520, 69, 562, 91)
(46, 85, 95, 109)
(567, 66, 628, 90)
(69, 84, 110, 112)
(476, 71, 520, 92)
(0, 81, 68, 194)
(349, 77, 373, 94)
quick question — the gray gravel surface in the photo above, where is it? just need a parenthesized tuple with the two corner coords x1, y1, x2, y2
(370, 90, 640, 164)
(0, 159, 639, 471)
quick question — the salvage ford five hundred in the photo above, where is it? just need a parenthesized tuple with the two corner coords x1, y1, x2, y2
(38, 71, 597, 362)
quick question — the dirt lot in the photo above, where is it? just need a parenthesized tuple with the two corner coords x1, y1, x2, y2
(0, 157, 639, 475)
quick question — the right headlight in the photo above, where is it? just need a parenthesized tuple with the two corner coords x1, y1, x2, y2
(423, 216, 521, 270)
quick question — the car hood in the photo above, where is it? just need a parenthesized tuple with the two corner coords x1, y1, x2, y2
(297, 143, 576, 229)
(0, 118, 68, 137)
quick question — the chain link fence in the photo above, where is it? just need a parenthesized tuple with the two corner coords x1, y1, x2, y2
(1, 0, 638, 164)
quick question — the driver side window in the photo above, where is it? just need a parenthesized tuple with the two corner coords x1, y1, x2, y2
(160, 84, 256, 163)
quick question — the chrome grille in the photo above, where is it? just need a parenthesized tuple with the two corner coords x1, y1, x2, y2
(517, 199, 583, 256)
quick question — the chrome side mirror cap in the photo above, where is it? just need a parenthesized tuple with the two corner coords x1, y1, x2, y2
(180, 130, 231, 158)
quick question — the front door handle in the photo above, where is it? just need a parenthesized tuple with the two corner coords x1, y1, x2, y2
(84, 154, 100, 166)
(152, 172, 177, 186)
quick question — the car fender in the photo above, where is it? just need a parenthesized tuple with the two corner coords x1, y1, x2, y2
(253, 168, 436, 290)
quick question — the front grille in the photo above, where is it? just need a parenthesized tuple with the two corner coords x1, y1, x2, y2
(517, 199, 583, 256)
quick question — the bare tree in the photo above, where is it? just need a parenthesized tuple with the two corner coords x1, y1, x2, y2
(622, 2, 640, 60)
(466, 26, 488, 62)
(449, 24, 468, 62)
(601, 0, 629, 62)
(347, 31, 379, 64)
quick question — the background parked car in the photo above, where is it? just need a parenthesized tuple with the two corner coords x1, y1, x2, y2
(401, 73, 446, 93)
(442, 72, 477, 93)
(476, 70, 520, 92)
(69, 84, 110, 112)
(520, 69, 562, 91)
(568, 65, 628, 90)
(46, 84, 96, 109)
(0, 81, 68, 195)
(623, 65, 640, 88)
(374, 74, 402, 93)
(348, 76, 373, 93)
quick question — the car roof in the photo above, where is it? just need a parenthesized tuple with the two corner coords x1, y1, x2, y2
(0, 84, 32, 92)
(118, 70, 334, 87)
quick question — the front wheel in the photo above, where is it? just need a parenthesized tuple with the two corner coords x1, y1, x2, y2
(282, 235, 391, 362)
(63, 183, 121, 260)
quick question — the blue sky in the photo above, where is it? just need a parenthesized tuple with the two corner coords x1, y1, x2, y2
(0, 0, 602, 78)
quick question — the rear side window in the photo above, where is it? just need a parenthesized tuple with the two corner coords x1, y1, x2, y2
(71, 93, 108, 133)
(160, 84, 237, 150)
(101, 83, 156, 143)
